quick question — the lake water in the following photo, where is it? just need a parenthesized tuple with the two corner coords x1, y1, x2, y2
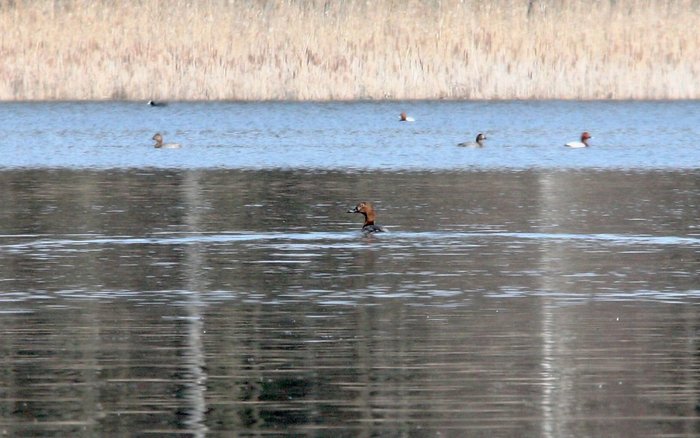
(0, 101, 699, 436)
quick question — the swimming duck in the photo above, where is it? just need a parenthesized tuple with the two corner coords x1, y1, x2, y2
(458, 133, 487, 147)
(347, 201, 387, 234)
(565, 132, 592, 148)
(399, 112, 415, 122)
(147, 100, 167, 107)
(152, 133, 181, 149)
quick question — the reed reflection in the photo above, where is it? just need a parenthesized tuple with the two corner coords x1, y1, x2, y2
(0, 168, 699, 435)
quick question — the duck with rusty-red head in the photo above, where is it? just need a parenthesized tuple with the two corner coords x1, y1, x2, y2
(347, 201, 387, 234)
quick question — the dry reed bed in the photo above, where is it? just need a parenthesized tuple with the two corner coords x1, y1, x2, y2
(1, 0, 698, 100)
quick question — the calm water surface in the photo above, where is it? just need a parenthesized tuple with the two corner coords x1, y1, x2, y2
(1, 100, 699, 170)
(0, 102, 699, 436)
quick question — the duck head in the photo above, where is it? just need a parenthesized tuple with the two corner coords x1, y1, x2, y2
(347, 201, 377, 226)
(581, 131, 592, 145)
(152, 133, 164, 148)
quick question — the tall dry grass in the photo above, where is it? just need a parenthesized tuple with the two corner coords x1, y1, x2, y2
(1, 0, 698, 100)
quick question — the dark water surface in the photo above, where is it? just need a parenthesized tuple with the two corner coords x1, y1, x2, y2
(1, 102, 699, 436)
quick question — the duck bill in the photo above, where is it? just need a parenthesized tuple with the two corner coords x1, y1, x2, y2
(347, 207, 359, 213)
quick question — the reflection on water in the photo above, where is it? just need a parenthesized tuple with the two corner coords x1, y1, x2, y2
(0, 168, 699, 436)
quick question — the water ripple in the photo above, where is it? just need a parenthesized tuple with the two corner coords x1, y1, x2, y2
(1, 230, 698, 252)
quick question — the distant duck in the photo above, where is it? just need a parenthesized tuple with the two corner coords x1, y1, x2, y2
(347, 201, 387, 234)
(458, 133, 487, 147)
(399, 112, 415, 122)
(147, 100, 167, 107)
(565, 132, 592, 148)
(152, 133, 181, 149)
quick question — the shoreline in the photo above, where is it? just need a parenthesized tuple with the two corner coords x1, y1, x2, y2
(2, 98, 700, 103)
